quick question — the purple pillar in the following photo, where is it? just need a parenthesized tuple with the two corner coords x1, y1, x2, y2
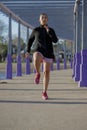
(74, 52, 81, 81)
(34, 68, 36, 73)
(64, 58, 67, 69)
(26, 57, 30, 74)
(50, 63, 53, 71)
(70, 59, 73, 69)
(41, 63, 43, 72)
(17, 56, 22, 76)
(72, 54, 76, 78)
(78, 0, 87, 87)
(6, 14, 12, 79)
(57, 58, 60, 70)
(73, 1, 82, 80)
(6, 54, 12, 79)
(79, 50, 87, 86)
(17, 22, 22, 76)
(64, 40, 67, 69)
(70, 42, 73, 69)
(72, 13, 76, 77)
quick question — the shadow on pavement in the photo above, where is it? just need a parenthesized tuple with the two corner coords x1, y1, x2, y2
(0, 99, 87, 105)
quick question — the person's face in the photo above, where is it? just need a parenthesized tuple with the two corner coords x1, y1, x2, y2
(39, 15, 48, 25)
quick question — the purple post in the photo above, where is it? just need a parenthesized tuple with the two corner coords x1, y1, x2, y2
(42, 63, 43, 72)
(78, 50, 87, 87)
(17, 55, 22, 76)
(74, 52, 81, 81)
(72, 54, 76, 78)
(34, 68, 36, 73)
(70, 59, 73, 69)
(70, 41, 73, 69)
(64, 58, 67, 69)
(26, 57, 30, 74)
(6, 54, 12, 79)
(50, 63, 53, 71)
(57, 58, 60, 70)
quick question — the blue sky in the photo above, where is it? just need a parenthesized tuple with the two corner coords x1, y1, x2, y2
(0, 11, 32, 42)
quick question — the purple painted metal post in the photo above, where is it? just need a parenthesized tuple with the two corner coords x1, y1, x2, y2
(6, 54, 12, 79)
(17, 22, 22, 76)
(34, 68, 36, 73)
(79, 50, 87, 86)
(56, 40, 60, 70)
(70, 59, 73, 69)
(50, 63, 53, 71)
(79, 0, 87, 87)
(74, 52, 81, 81)
(26, 57, 30, 74)
(57, 58, 60, 70)
(64, 40, 67, 69)
(70, 42, 73, 69)
(42, 63, 43, 72)
(73, 1, 81, 81)
(17, 55, 22, 76)
(64, 58, 67, 69)
(74, 2, 82, 81)
(6, 14, 12, 79)
(72, 13, 76, 77)
(25, 27, 30, 74)
(72, 54, 76, 78)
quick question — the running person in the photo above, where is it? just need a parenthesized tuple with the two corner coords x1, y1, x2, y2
(26, 13, 58, 100)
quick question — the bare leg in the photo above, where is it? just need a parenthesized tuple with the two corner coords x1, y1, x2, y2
(43, 62, 51, 92)
(33, 52, 43, 73)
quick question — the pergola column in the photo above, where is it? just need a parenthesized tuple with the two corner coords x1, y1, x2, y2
(57, 42, 60, 70)
(74, 1, 82, 81)
(70, 41, 73, 69)
(64, 40, 67, 69)
(6, 14, 12, 79)
(26, 27, 30, 74)
(17, 21, 22, 76)
(79, 0, 87, 87)
(72, 13, 76, 78)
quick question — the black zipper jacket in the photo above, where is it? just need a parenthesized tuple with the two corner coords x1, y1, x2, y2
(27, 25, 58, 59)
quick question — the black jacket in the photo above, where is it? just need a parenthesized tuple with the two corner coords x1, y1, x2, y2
(27, 25, 58, 58)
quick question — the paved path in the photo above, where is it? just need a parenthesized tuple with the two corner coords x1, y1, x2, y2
(0, 69, 87, 130)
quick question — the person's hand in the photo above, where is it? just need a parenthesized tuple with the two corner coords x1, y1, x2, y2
(25, 52, 29, 58)
(44, 25, 49, 32)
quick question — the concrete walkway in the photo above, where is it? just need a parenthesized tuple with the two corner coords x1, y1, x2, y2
(0, 69, 87, 130)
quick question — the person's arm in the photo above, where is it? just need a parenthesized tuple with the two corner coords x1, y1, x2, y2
(27, 29, 35, 53)
(44, 25, 58, 43)
(47, 28, 58, 43)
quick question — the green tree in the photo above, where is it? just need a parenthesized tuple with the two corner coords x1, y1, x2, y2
(0, 20, 7, 36)
(0, 43, 7, 62)
(12, 36, 26, 51)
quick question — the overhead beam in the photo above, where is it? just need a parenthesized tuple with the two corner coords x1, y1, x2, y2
(74, 0, 81, 14)
(0, 3, 34, 29)
(1, 1, 75, 4)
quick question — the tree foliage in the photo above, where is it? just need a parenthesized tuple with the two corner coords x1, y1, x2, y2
(0, 43, 7, 62)
(0, 20, 7, 36)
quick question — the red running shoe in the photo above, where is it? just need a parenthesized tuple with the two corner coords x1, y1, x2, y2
(42, 91, 48, 100)
(34, 73, 40, 84)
